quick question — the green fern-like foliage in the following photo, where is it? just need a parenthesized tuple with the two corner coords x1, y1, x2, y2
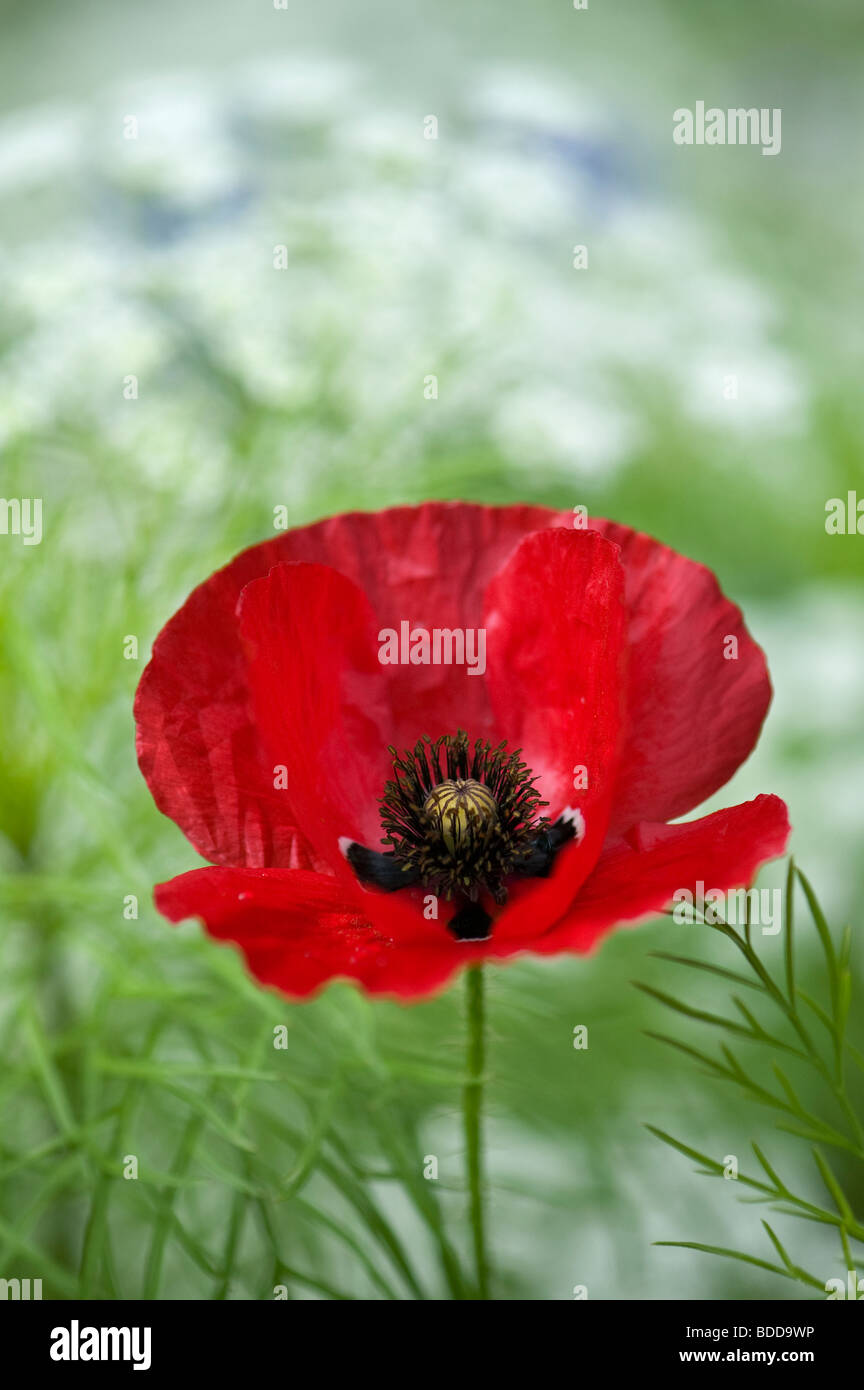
(644, 860, 864, 1296)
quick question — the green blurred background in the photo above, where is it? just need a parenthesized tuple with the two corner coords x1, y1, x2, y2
(1, 0, 863, 1299)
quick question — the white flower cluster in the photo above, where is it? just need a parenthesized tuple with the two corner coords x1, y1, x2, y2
(0, 58, 806, 500)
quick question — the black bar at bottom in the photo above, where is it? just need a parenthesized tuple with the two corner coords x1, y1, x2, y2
(2, 1297, 860, 1374)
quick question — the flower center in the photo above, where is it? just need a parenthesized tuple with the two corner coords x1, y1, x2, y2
(380, 731, 547, 906)
(423, 778, 499, 856)
(344, 730, 580, 943)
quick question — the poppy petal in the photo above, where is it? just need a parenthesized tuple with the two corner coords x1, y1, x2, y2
(593, 520, 774, 830)
(134, 557, 321, 871)
(534, 793, 791, 955)
(155, 866, 471, 1000)
(237, 561, 392, 879)
(272, 501, 564, 745)
(482, 527, 627, 939)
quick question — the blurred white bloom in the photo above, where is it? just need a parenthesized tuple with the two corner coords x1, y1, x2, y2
(687, 351, 804, 431)
(233, 56, 360, 125)
(494, 385, 636, 475)
(470, 66, 611, 139)
(0, 57, 809, 493)
(0, 105, 84, 192)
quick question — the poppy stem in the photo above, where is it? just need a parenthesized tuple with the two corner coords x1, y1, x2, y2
(463, 962, 490, 1298)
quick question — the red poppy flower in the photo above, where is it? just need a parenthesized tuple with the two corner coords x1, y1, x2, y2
(135, 502, 789, 1000)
